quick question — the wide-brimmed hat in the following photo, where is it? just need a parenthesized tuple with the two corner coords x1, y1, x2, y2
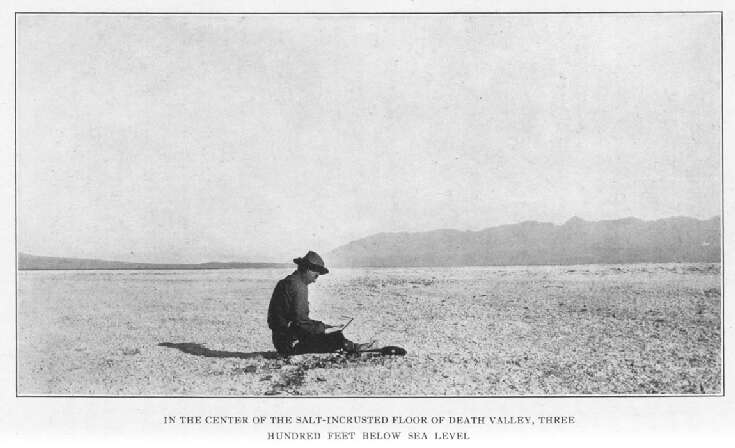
(293, 250, 329, 274)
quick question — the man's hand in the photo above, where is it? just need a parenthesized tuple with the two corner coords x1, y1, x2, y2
(324, 324, 344, 334)
(325, 317, 353, 334)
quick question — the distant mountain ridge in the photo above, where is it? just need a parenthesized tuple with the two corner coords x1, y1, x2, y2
(327, 216, 721, 267)
(17, 253, 291, 270)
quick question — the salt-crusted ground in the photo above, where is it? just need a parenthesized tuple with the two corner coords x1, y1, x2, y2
(17, 264, 721, 396)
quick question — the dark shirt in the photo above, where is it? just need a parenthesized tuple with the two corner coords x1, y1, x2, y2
(267, 271, 311, 332)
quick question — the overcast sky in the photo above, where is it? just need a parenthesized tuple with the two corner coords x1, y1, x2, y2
(17, 13, 721, 263)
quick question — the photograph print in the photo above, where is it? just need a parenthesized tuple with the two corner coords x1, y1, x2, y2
(16, 12, 721, 396)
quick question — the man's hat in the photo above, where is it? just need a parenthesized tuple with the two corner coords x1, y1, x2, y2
(293, 251, 329, 274)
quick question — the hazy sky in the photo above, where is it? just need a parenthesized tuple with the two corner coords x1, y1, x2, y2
(17, 13, 721, 263)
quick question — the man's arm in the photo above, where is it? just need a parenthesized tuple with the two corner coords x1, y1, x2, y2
(268, 279, 325, 335)
(291, 319, 326, 336)
(284, 277, 326, 336)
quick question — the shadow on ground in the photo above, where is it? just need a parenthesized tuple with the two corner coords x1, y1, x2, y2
(158, 342, 280, 360)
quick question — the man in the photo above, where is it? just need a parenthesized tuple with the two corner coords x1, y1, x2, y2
(267, 250, 372, 356)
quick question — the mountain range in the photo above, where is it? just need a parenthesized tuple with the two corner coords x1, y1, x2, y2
(18, 216, 721, 270)
(326, 216, 721, 267)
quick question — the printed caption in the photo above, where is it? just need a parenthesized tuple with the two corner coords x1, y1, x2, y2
(163, 415, 576, 440)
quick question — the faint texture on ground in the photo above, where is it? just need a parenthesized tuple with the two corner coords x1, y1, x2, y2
(17, 264, 721, 395)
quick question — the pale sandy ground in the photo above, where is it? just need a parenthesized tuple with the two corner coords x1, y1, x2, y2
(17, 264, 721, 396)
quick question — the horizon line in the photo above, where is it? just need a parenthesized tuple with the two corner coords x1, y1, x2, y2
(17, 214, 721, 267)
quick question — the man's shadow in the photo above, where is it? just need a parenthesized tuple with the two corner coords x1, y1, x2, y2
(158, 342, 280, 360)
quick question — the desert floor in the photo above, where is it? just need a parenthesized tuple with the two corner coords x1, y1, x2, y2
(17, 263, 721, 396)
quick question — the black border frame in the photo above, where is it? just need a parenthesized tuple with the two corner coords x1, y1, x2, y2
(13, 10, 726, 399)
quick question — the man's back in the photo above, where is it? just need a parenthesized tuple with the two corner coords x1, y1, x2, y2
(267, 272, 309, 332)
